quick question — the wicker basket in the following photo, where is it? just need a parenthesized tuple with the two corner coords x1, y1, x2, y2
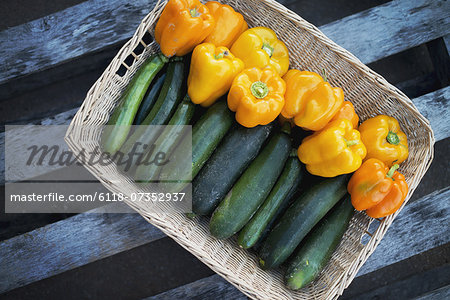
(65, 0, 434, 298)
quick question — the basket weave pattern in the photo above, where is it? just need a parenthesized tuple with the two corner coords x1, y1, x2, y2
(65, 1, 434, 299)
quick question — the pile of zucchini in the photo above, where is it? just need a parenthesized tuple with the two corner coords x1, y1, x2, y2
(102, 53, 355, 290)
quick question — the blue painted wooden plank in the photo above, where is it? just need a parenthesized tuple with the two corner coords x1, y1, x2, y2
(414, 285, 450, 300)
(357, 187, 450, 276)
(0, 203, 165, 293)
(320, 0, 450, 64)
(444, 34, 450, 57)
(411, 86, 449, 141)
(0, 108, 78, 183)
(347, 264, 450, 300)
(0, 0, 157, 85)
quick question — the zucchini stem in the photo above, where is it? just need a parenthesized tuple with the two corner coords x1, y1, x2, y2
(281, 122, 291, 135)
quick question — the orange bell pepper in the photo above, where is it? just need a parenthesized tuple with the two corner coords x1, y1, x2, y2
(227, 67, 286, 128)
(203, 1, 248, 48)
(281, 70, 344, 131)
(154, 0, 215, 57)
(330, 101, 359, 128)
(347, 158, 409, 218)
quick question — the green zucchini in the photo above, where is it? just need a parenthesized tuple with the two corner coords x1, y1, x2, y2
(102, 53, 168, 153)
(192, 123, 274, 216)
(238, 151, 304, 249)
(157, 133, 191, 191)
(209, 125, 291, 239)
(258, 175, 349, 270)
(191, 100, 234, 177)
(252, 167, 309, 251)
(158, 100, 233, 191)
(134, 95, 195, 182)
(285, 194, 354, 290)
(119, 60, 185, 164)
(140, 60, 184, 126)
(134, 73, 166, 125)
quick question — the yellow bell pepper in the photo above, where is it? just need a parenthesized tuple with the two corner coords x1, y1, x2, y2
(188, 43, 244, 107)
(227, 67, 286, 128)
(203, 1, 248, 48)
(359, 115, 409, 166)
(282, 69, 344, 131)
(231, 27, 289, 76)
(154, 0, 215, 57)
(298, 119, 367, 177)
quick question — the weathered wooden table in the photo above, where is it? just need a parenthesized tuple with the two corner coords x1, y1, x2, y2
(1, 0, 449, 299)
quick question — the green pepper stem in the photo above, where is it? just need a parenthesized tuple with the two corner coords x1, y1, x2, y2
(387, 131, 400, 145)
(322, 69, 328, 82)
(190, 7, 200, 17)
(386, 164, 399, 178)
(262, 42, 274, 57)
(214, 50, 229, 60)
(346, 139, 359, 147)
(251, 81, 269, 99)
